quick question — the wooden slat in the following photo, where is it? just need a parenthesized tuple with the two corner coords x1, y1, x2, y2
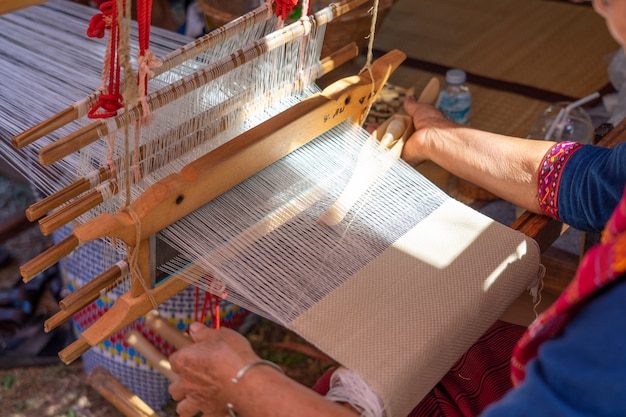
(0, 0, 46, 15)
(87, 366, 159, 417)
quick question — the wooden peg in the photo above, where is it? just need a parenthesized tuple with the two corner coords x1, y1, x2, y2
(20, 234, 80, 282)
(144, 311, 192, 350)
(87, 366, 160, 417)
(125, 329, 178, 382)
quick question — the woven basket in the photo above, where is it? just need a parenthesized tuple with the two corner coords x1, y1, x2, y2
(199, 0, 398, 58)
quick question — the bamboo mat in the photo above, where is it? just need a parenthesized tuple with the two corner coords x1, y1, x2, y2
(392, 67, 549, 138)
(321, 60, 551, 139)
(373, 0, 619, 100)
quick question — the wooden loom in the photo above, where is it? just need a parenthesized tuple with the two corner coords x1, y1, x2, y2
(3, 3, 590, 415)
(9, 0, 406, 365)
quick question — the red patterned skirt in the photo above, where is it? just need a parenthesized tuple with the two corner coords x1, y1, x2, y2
(313, 320, 525, 417)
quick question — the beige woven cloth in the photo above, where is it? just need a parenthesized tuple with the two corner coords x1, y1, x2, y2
(374, 0, 619, 99)
(290, 198, 542, 417)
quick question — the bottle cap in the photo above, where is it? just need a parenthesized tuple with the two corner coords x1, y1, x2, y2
(446, 68, 466, 85)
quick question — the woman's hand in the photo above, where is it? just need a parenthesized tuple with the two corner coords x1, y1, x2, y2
(168, 322, 261, 417)
(401, 96, 454, 166)
(401, 93, 553, 213)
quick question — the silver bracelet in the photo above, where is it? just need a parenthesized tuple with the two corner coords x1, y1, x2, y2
(226, 359, 284, 417)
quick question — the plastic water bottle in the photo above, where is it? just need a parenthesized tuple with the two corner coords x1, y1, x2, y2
(437, 69, 472, 125)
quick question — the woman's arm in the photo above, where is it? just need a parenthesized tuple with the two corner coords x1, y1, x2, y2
(402, 97, 555, 214)
(168, 323, 357, 417)
(403, 97, 626, 231)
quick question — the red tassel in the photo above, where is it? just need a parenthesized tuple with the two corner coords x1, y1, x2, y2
(88, 93, 124, 118)
(86, 0, 114, 38)
(274, 0, 299, 20)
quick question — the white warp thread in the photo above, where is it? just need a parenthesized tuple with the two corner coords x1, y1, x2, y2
(326, 367, 387, 417)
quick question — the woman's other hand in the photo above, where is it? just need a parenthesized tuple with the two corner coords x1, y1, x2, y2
(401, 96, 454, 166)
(168, 323, 260, 417)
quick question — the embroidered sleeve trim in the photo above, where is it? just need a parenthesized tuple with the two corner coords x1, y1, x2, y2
(537, 142, 583, 220)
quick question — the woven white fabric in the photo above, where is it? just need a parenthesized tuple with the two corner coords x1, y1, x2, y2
(290, 198, 542, 417)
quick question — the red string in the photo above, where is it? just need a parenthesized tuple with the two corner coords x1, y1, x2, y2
(136, 0, 153, 95)
(87, 94, 124, 118)
(87, 0, 124, 118)
(193, 276, 221, 329)
(86, 1, 113, 38)
(137, 0, 158, 105)
(213, 295, 220, 330)
(274, 0, 299, 20)
(200, 290, 211, 324)
(194, 286, 200, 322)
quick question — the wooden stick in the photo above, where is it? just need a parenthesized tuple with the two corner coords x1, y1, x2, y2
(11, 3, 273, 150)
(125, 329, 178, 382)
(26, 167, 109, 221)
(12, 106, 80, 150)
(44, 262, 123, 332)
(320, 42, 360, 75)
(87, 366, 160, 417)
(21, 234, 79, 282)
(38, 182, 117, 236)
(0, 0, 46, 15)
(37, 0, 370, 166)
(39, 123, 103, 165)
(61, 262, 125, 311)
(44, 261, 123, 331)
(144, 311, 191, 350)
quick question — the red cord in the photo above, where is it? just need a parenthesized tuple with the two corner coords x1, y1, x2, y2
(87, 0, 124, 118)
(194, 286, 200, 322)
(200, 290, 210, 324)
(136, 0, 153, 95)
(194, 277, 221, 329)
(214, 295, 221, 330)
(86, 1, 113, 38)
(274, 0, 299, 20)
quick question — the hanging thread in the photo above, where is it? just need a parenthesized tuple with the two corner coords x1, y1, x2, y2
(87, 0, 124, 118)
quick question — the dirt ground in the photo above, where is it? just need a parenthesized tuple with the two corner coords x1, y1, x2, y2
(1, 318, 333, 417)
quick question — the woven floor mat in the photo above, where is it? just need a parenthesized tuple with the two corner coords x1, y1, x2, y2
(373, 0, 619, 99)
(374, 67, 550, 138)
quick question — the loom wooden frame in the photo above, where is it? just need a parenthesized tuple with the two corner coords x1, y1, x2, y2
(18, 49, 405, 364)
